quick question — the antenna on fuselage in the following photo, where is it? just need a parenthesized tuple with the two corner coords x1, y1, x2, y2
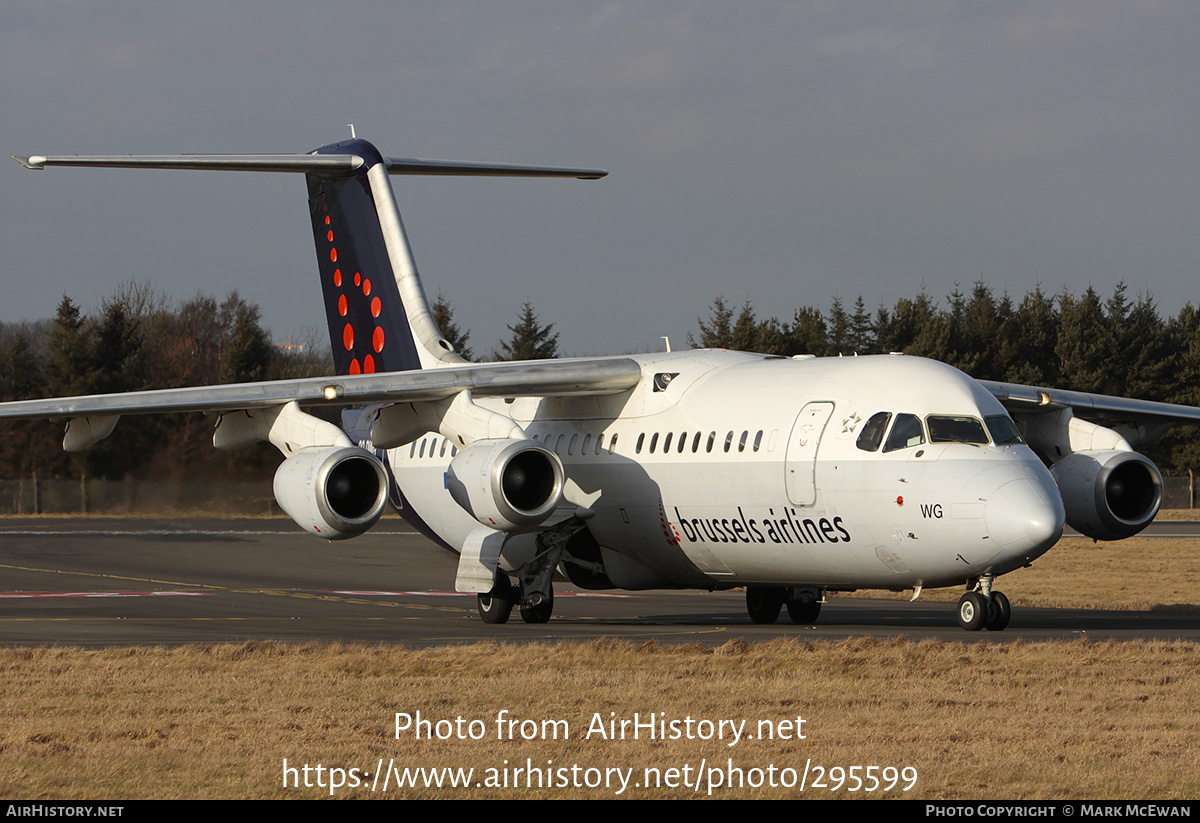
(661, 336, 672, 352)
(347, 123, 357, 138)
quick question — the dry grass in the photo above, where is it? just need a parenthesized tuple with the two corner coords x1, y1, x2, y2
(2, 638, 1198, 800)
(3, 517, 1199, 799)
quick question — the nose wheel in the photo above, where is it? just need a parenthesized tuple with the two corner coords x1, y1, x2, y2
(957, 585, 1011, 631)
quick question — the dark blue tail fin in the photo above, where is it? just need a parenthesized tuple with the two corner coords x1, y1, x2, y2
(306, 139, 435, 376)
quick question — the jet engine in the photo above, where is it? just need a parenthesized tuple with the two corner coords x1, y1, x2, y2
(273, 446, 388, 539)
(446, 439, 565, 531)
(1050, 449, 1163, 540)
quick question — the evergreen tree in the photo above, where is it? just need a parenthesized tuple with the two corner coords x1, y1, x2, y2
(219, 298, 272, 384)
(957, 282, 1005, 378)
(92, 300, 145, 394)
(785, 306, 826, 356)
(496, 301, 559, 361)
(46, 295, 92, 397)
(689, 296, 735, 349)
(877, 290, 936, 354)
(729, 301, 760, 353)
(1056, 287, 1111, 393)
(825, 296, 851, 356)
(0, 330, 63, 483)
(1110, 288, 1173, 401)
(1000, 286, 1058, 385)
(849, 296, 876, 354)
(750, 316, 789, 356)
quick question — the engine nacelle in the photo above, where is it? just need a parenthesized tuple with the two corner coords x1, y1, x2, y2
(274, 446, 388, 540)
(1050, 449, 1163, 540)
(446, 439, 565, 531)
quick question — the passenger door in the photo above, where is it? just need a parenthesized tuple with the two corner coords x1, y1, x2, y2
(784, 401, 834, 506)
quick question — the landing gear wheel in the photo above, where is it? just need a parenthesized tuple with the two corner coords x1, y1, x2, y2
(477, 573, 514, 624)
(786, 592, 822, 624)
(746, 587, 785, 624)
(985, 591, 1011, 631)
(520, 583, 554, 624)
(957, 591, 987, 631)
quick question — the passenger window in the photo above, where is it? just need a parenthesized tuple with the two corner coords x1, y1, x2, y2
(724, 431, 734, 453)
(663, 432, 673, 453)
(927, 415, 989, 445)
(555, 434, 565, 454)
(856, 412, 892, 452)
(650, 432, 659, 453)
(738, 431, 748, 452)
(753, 431, 762, 452)
(883, 413, 925, 453)
(706, 432, 716, 453)
(582, 433, 592, 454)
(678, 432, 687, 453)
(609, 433, 619, 454)
(569, 434, 578, 455)
(636, 433, 645, 454)
(692, 432, 701, 453)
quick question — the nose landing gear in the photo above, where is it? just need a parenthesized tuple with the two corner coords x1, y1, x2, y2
(957, 575, 1010, 631)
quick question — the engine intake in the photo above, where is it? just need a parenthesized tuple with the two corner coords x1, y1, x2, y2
(274, 446, 388, 539)
(447, 439, 565, 531)
(1050, 449, 1162, 540)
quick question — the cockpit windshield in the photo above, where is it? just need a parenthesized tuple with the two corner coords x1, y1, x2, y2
(882, 413, 925, 453)
(856, 409, 1024, 453)
(985, 415, 1024, 445)
(926, 415, 989, 445)
(855, 411, 892, 452)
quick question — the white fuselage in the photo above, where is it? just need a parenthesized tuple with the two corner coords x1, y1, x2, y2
(376, 352, 1066, 593)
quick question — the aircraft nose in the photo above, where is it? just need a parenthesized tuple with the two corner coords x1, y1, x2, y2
(984, 475, 1065, 553)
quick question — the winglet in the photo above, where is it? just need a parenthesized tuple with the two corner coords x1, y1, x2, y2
(13, 155, 46, 170)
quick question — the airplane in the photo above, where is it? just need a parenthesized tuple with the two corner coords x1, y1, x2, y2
(7, 135, 1200, 632)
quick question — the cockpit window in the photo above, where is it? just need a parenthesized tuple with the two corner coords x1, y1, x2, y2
(882, 413, 925, 453)
(856, 412, 892, 452)
(985, 415, 1024, 445)
(927, 415, 989, 445)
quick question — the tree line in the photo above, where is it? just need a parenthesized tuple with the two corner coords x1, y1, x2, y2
(0, 285, 330, 483)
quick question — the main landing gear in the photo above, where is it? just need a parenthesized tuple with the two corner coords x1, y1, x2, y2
(956, 574, 1011, 632)
(745, 586, 823, 625)
(475, 573, 555, 624)
(474, 517, 585, 625)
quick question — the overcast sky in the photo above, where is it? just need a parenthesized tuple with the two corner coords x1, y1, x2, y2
(3, 1, 1198, 358)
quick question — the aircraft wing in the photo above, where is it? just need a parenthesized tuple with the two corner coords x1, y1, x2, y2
(0, 357, 642, 419)
(980, 379, 1200, 446)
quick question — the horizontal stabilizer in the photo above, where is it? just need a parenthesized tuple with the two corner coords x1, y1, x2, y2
(14, 153, 606, 180)
(384, 157, 606, 179)
(13, 154, 362, 173)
